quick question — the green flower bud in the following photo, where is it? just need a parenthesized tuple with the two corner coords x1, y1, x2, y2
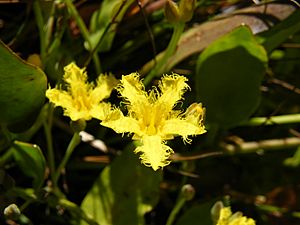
(179, 0, 196, 22)
(164, 0, 181, 23)
(211, 201, 224, 224)
(181, 184, 195, 200)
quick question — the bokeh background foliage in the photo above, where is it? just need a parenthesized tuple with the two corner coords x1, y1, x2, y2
(1, 1, 300, 225)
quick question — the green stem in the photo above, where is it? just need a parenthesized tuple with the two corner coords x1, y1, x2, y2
(256, 203, 300, 219)
(45, 2, 56, 51)
(53, 132, 81, 184)
(244, 114, 300, 126)
(223, 137, 300, 154)
(33, 0, 46, 65)
(43, 104, 56, 187)
(0, 149, 13, 167)
(64, 0, 102, 74)
(58, 199, 98, 225)
(166, 197, 186, 225)
(144, 22, 185, 86)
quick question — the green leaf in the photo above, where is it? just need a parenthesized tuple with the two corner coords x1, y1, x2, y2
(259, 10, 300, 53)
(175, 200, 216, 225)
(0, 40, 47, 131)
(81, 145, 162, 225)
(87, 0, 135, 52)
(11, 141, 46, 189)
(196, 26, 268, 128)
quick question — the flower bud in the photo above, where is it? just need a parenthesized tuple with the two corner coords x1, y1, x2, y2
(4, 204, 21, 220)
(211, 201, 224, 223)
(179, 0, 196, 22)
(181, 184, 195, 200)
(164, 0, 181, 23)
(27, 54, 42, 68)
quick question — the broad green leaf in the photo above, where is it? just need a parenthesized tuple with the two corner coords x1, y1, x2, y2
(259, 9, 300, 53)
(86, 0, 134, 52)
(11, 141, 46, 189)
(196, 26, 268, 128)
(175, 200, 216, 225)
(81, 146, 162, 225)
(0, 41, 47, 131)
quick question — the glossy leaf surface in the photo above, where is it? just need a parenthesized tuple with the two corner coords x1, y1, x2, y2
(0, 41, 47, 131)
(196, 26, 268, 128)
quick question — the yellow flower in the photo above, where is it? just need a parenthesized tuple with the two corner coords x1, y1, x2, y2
(217, 207, 256, 225)
(46, 62, 118, 121)
(101, 73, 206, 170)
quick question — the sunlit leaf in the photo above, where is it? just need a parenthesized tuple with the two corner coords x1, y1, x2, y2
(81, 145, 162, 225)
(0, 40, 47, 132)
(196, 26, 268, 128)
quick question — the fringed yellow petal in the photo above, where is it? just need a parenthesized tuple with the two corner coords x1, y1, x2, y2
(101, 108, 141, 135)
(217, 207, 232, 225)
(46, 88, 72, 109)
(90, 74, 118, 103)
(118, 73, 149, 115)
(46, 88, 92, 121)
(90, 102, 112, 121)
(161, 103, 205, 141)
(63, 63, 89, 94)
(217, 207, 256, 225)
(157, 74, 189, 112)
(162, 117, 206, 141)
(134, 136, 174, 171)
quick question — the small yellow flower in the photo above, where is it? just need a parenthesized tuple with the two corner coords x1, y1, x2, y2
(46, 62, 118, 121)
(101, 73, 206, 170)
(217, 207, 256, 225)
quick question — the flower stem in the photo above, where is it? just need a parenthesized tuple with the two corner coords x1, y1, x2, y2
(143, 22, 185, 86)
(166, 197, 186, 225)
(43, 104, 56, 187)
(53, 132, 81, 184)
(223, 137, 300, 154)
(243, 114, 300, 126)
(0, 149, 13, 167)
(33, 0, 46, 66)
(64, 0, 102, 74)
